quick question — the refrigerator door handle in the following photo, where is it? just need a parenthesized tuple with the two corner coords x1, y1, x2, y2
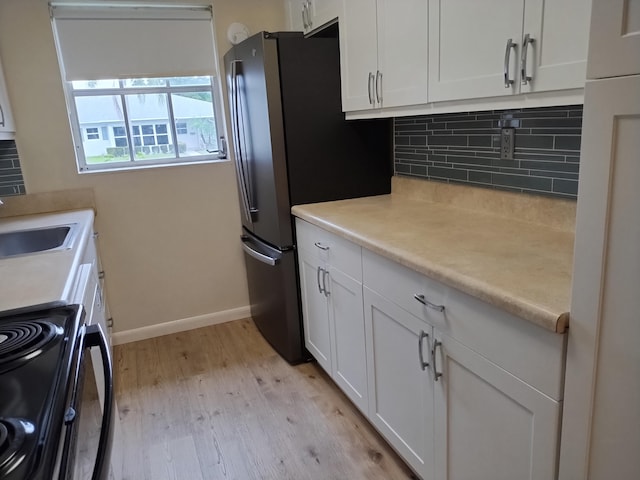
(230, 60, 254, 224)
(241, 235, 280, 266)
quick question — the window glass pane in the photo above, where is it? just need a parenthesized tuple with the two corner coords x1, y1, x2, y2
(72, 79, 119, 90)
(168, 76, 211, 87)
(157, 135, 169, 145)
(74, 95, 131, 163)
(125, 94, 173, 161)
(172, 91, 217, 157)
(122, 78, 168, 88)
(155, 124, 167, 134)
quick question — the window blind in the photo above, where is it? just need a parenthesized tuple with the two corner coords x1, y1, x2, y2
(51, 3, 217, 80)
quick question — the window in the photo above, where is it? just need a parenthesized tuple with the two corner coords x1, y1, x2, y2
(176, 122, 188, 135)
(85, 127, 99, 140)
(50, 4, 227, 172)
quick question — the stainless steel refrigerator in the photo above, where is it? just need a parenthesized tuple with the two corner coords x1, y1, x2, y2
(224, 31, 391, 364)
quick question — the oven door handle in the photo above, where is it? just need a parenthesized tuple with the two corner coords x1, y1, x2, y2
(85, 323, 115, 480)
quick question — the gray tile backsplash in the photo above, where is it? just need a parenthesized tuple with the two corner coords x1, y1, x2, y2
(0, 140, 25, 196)
(394, 105, 582, 199)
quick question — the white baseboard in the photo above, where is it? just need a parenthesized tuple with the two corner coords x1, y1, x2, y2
(111, 306, 251, 346)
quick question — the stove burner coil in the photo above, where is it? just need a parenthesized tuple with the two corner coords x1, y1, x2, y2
(0, 418, 31, 474)
(0, 321, 60, 372)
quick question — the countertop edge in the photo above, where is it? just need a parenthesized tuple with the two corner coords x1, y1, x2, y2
(292, 206, 569, 334)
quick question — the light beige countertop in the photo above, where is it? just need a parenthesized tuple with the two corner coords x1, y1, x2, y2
(292, 177, 575, 333)
(0, 209, 95, 315)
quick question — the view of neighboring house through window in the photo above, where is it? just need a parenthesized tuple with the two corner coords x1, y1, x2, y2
(50, 4, 226, 172)
(70, 77, 221, 166)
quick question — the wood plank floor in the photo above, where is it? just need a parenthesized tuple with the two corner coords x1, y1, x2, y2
(110, 318, 417, 480)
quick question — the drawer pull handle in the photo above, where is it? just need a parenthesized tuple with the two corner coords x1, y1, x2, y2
(432, 339, 443, 381)
(314, 242, 330, 251)
(322, 269, 330, 297)
(414, 294, 445, 312)
(418, 330, 429, 371)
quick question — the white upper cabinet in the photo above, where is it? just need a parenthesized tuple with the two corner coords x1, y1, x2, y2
(340, 0, 428, 112)
(286, 0, 341, 34)
(376, 0, 429, 109)
(587, 0, 640, 78)
(521, 0, 591, 93)
(339, 0, 378, 111)
(428, 0, 591, 102)
(0, 56, 15, 140)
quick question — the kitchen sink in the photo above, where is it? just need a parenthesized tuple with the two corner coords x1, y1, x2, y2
(0, 224, 78, 259)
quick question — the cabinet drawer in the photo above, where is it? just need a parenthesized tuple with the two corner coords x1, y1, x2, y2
(443, 287, 566, 401)
(295, 218, 362, 281)
(363, 248, 447, 326)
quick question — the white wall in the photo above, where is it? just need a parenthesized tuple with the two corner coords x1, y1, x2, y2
(0, 0, 287, 333)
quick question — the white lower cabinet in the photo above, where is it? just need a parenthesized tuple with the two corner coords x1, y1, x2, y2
(296, 218, 564, 479)
(296, 218, 368, 413)
(364, 287, 435, 480)
(328, 267, 368, 413)
(433, 332, 561, 480)
(298, 249, 332, 372)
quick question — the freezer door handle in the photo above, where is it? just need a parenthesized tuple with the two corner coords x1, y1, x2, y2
(241, 237, 280, 266)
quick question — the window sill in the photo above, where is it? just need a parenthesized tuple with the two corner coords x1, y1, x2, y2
(77, 156, 229, 174)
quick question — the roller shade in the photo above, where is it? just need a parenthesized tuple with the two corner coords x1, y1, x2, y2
(51, 3, 217, 80)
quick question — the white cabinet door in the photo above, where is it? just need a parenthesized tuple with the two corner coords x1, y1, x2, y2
(428, 0, 525, 102)
(339, 0, 378, 111)
(560, 74, 640, 479)
(521, 0, 591, 93)
(587, 0, 640, 78)
(433, 332, 561, 480)
(328, 267, 368, 414)
(0, 56, 15, 140)
(286, 0, 306, 32)
(298, 249, 332, 373)
(376, 0, 428, 108)
(364, 287, 435, 480)
(311, 0, 340, 30)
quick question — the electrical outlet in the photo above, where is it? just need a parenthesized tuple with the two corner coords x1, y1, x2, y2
(500, 128, 515, 160)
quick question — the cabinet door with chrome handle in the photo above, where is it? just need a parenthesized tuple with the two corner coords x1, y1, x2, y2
(433, 330, 561, 480)
(363, 288, 435, 479)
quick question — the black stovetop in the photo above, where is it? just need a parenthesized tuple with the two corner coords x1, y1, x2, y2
(0, 305, 82, 479)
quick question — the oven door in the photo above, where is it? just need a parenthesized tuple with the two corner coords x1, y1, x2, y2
(60, 323, 114, 480)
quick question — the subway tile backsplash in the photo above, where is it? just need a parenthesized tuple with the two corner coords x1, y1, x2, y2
(0, 140, 25, 196)
(394, 105, 582, 199)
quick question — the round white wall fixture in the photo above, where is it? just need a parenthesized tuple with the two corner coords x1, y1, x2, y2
(227, 23, 250, 45)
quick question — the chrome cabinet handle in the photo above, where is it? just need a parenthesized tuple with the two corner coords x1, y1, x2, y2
(322, 269, 330, 297)
(306, 0, 313, 29)
(314, 241, 330, 251)
(521, 33, 534, 85)
(0, 104, 5, 127)
(302, 2, 309, 30)
(317, 266, 324, 294)
(503, 38, 517, 88)
(375, 70, 383, 105)
(432, 339, 443, 381)
(368, 72, 374, 105)
(414, 294, 445, 312)
(418, 330, 429, 371)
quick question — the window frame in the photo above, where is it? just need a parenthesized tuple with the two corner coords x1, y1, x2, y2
(65, 76, 227, 173)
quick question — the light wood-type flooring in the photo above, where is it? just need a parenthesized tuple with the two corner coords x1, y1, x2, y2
(111, 318, 417, 480)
